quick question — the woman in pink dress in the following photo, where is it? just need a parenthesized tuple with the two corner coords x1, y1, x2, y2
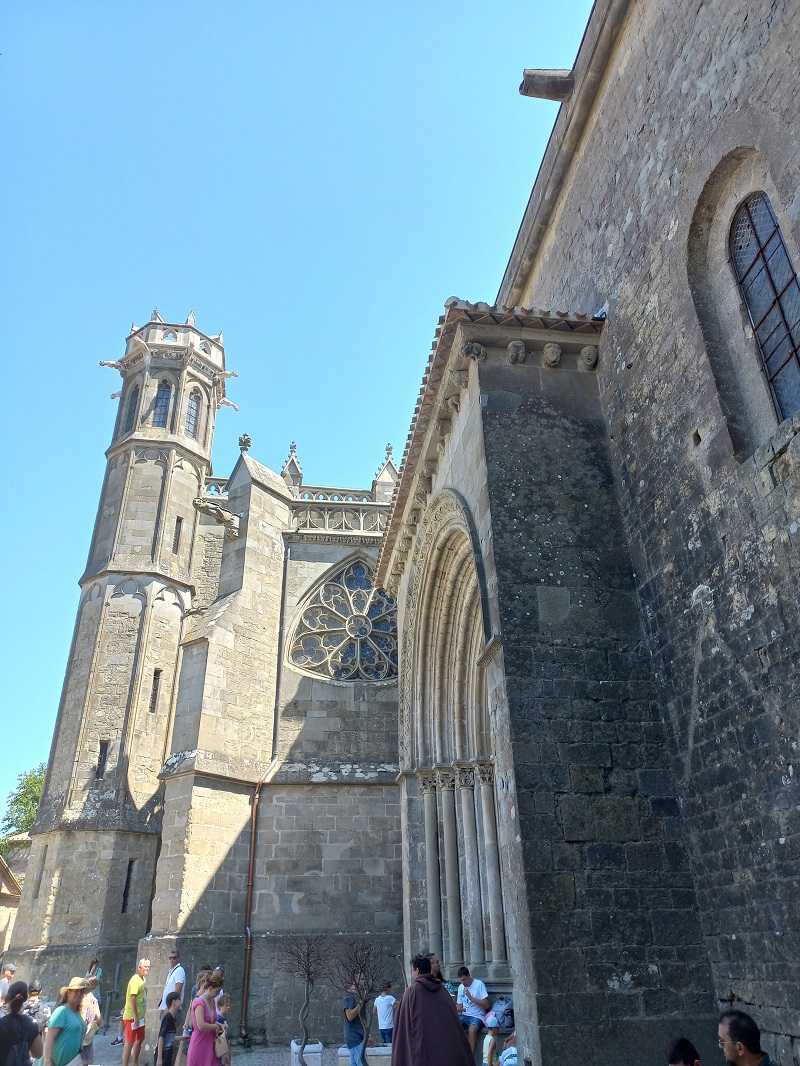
(186, 973, 224, 1066)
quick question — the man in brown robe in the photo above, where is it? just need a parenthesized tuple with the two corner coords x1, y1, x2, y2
(392, 954, 475, 1066)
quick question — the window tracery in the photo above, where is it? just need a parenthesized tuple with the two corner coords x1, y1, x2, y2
(153, 380, 171, 428)
(289, 560, 398, 681)
(123, 385, 139, 435)
(730, 193, 800, 420)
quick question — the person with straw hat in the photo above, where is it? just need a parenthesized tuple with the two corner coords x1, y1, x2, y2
(44, 978, 89, 1066)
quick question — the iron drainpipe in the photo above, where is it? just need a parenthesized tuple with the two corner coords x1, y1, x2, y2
(241, 537, 291, 1039)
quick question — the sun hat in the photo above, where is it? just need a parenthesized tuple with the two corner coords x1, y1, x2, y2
(59, 977, 90, 997)
(485, 1014, 499, 1028)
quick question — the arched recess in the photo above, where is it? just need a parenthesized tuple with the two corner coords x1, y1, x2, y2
(400, 491, 506, 968)
(687, 147, 800, 458)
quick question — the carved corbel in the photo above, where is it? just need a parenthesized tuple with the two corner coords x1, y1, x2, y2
(450, 369, 469, 389)
(436, 439, 447, 461)
(475, 761, 495, 787)
(455, 764, 475, 790)
(507, 340, 526, 364)
(435, 767, 456, 791)
(461, 341, 487, 362)
(417, 770, 438, 795)
(422, 460, 438, 479)
(434, 417, 451, 439)
(543, 342, 561, 367)
(446, 393, 460, 414)
(580, 345, 599, 369)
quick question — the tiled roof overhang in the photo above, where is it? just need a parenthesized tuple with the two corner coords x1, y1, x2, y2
(375, 298, 603, 585)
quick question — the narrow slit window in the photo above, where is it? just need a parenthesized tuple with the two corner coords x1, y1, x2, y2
(172, 517, 183, 554)
(148, 669, 162, 713)
(186, 389, 201, 439)
(96, 740, 110, 779)
(121, 858, 136, 913)
(153, 380, 171, 428)
(123, 385, 140, 435)
(33, 843, 48, 901)
(730, 193, 800, 420)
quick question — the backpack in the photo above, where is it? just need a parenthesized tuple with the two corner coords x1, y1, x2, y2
(490, 995, 514, 1030)
(3, 1015, 31, 1066)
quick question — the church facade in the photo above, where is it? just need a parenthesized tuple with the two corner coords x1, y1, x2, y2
(11, 1, 800, 1063)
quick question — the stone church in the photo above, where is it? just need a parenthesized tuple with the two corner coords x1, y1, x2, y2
(10, 1, 800, 1063)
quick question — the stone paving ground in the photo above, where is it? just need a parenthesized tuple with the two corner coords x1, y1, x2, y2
(89, 1030, 358, 1066)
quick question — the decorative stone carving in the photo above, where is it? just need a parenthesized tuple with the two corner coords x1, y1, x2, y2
(507, 340, 526, 364)
(447, 394, 460, 413)
(434, 417, 451, 438)
(435, 767, 456, 790)
(580, 345, 599, 369)
(193, 497, 240, 540)
(455, 764, 475, 789)
(100, 360, 123, 370)
(422, 460, 437, 478)
(450, 370, 469, 389)
(475, 761, 494, 786)
(461, 341, 487, 362)
(543, 342, 561, 367)
(436, 439, 447, 460)
(218, 397, 239, 411)
(239, 433, 252, 451)
(417, 770, 437, 794)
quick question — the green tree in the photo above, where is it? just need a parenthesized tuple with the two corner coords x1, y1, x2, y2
(1, 763, 46, 856)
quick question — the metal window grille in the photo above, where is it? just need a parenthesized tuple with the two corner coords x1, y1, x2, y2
(123, 385, 139, 434)
(186, 389, 201, 439)
(148, 669, 162, 713)
(96, 739, 109, 779)
(153, 380, 171, 428)
(172, 517, 183, 554)
(730, 192, 800, 420)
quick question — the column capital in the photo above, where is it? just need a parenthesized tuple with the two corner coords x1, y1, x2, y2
(435, 765, 456, 791)
(455, 764, 475, 789)
(416, 768, 438, 794)
(475, 760, 495, 786)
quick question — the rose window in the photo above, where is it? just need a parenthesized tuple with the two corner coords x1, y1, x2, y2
(288, 560, 398, 682)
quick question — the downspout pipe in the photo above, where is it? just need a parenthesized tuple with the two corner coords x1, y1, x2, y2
(240, 537, 291, 1040)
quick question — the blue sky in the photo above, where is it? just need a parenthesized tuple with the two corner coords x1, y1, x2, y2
(0, 0, 593, 820)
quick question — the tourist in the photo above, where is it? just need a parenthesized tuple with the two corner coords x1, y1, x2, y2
(718, 1010, 774, 1066)
(84, 962, 102, 1006)
(79, 977, 101, 1066)
(0, 981, 43, 1066)
(190, 968, 212, 1006)
(668, 1036, 703, 1066)
(186, 971, 224, 1066)
(499, 1030, 517, 1065)
(456, 966, 490, 1054)
(341, 976, 365, 1066)
(215, 995, 231, 1066)
(44, 978, 89, 1066)
(157, 992, 188, 1066)
(392, 954, 473, 1066)
(483, 1013, 500, 1066)
(122, 959, 150, 1066)
(0, 967, 17, 1017)
(22, 980, 50, 1033)
(375, 981, 396, 1045)
(159, 952, 186, 1017)
(211, 969, 224, 1009)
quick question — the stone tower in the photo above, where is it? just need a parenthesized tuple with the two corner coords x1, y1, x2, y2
(11, 311, 231, 983)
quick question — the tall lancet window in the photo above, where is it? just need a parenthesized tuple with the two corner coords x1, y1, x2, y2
(730, 193, 800, 419)
(185, 388, 201, 439)
(123, 385, 140, 435)
(153, 380, 171, 428)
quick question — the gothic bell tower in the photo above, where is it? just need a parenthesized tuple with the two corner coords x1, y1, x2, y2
(9, 310, 235, 983)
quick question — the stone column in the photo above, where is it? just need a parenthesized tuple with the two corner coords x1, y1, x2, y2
(456, 764, 485, 963)
(476, 762, 506, 961)
(436, 766, 463, 965)
(418, 770, 443, 959)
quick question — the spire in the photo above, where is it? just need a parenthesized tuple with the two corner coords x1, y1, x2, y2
(151, 306, 163, 323)
(281, 441, 303, 492)
(373, 442, 399, 504)
(186, 310, 196, 326)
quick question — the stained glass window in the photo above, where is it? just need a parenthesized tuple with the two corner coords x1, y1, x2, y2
(289, 560, 398, 681)
(730, 193, 800, 420)
(153, 380, 171, 428)
(186, 389, 201, 439)
(123, 385, 139, 435)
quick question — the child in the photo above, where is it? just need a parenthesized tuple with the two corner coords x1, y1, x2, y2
(158, 992, 188, 1066)
(216, 994, 232, 1066)
(483, 1014, 500, 1066)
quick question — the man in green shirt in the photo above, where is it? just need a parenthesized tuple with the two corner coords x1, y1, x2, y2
(122, 958, 151, 1066)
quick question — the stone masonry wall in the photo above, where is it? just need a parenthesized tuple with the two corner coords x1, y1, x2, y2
(499, 0, 800, 1056)
(477, 351, 717, 1066)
